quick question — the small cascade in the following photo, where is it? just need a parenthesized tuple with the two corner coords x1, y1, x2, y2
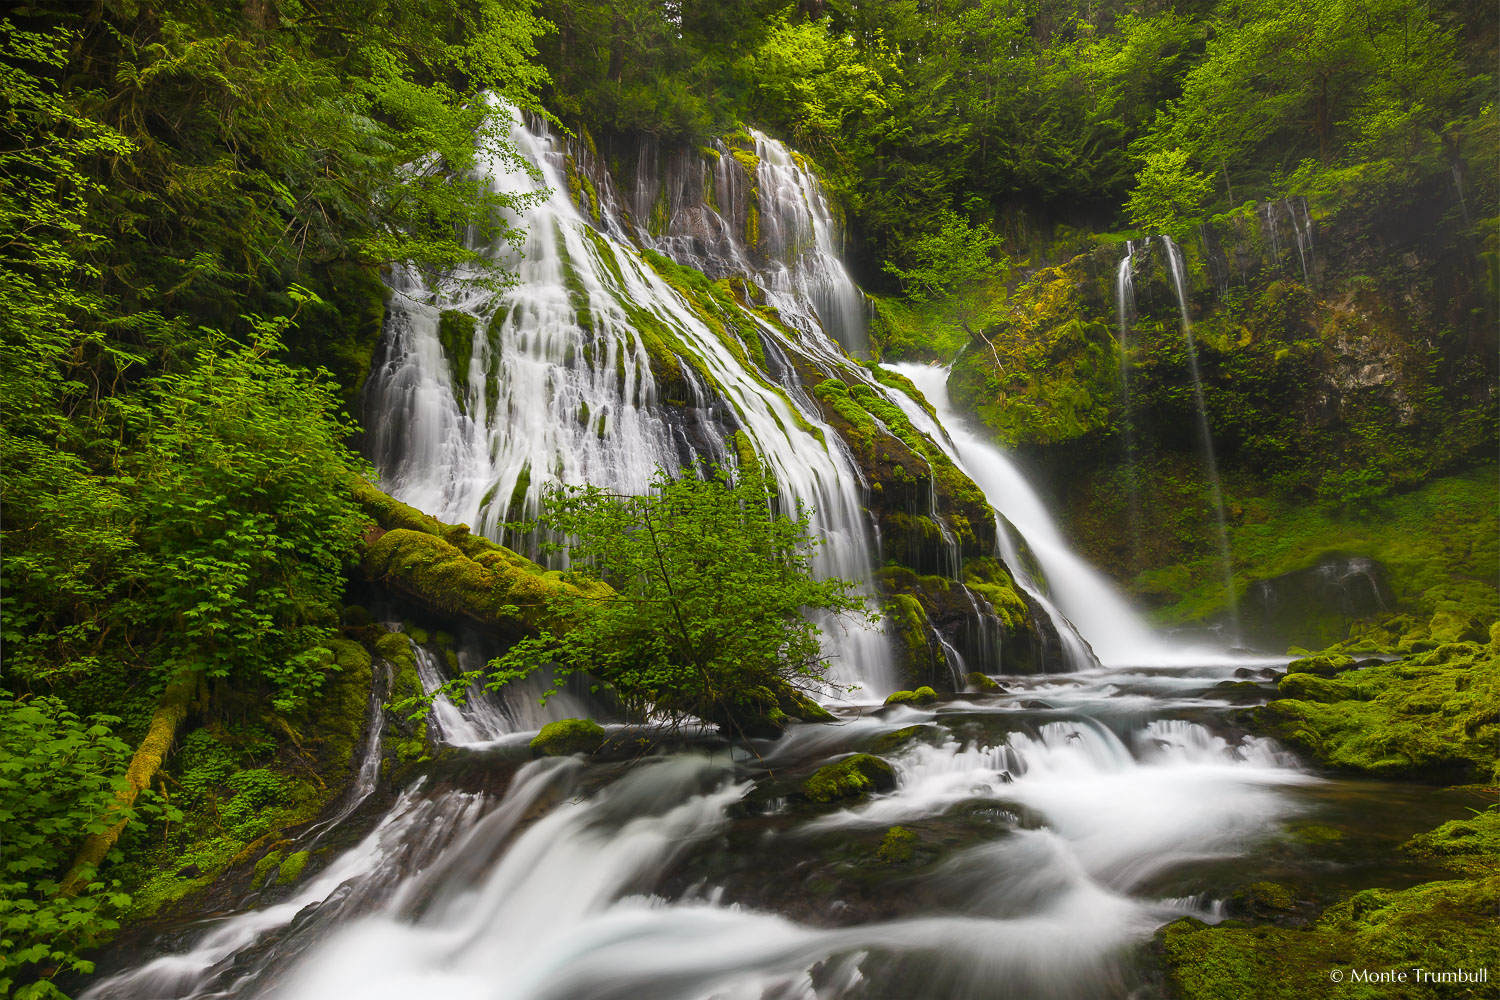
(1257, 198, 1315, 286)
(298, 658, 391, 849)
(1159, 237, 1241, 640)
(1114, 241, 1143, 570)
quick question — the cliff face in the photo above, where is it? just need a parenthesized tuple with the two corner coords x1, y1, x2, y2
(925, 181, 1497, 645)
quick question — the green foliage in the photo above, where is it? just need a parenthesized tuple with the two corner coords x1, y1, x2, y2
(1125, 148, 1213, 238)
(882, 211, 1007, 302)
(487, 467, 872, 731)
(0, 695, 166, 1000)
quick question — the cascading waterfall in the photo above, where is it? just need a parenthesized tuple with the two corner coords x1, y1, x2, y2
(1160, 236, 1241, 641)
(364, 102, 896, 696)
(1114, 241, 1143, 570)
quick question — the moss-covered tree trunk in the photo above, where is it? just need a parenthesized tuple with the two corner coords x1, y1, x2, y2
(59, 671, 200, 896)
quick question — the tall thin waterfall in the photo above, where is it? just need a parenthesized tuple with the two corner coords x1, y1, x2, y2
(1114, 241, 1143, 569)
(363, 102, 896, 696)
(1160, 237, 1241, 639)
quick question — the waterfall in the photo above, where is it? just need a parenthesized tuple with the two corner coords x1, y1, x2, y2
(1114, 241, 1143, 571)
(1159, 237, 1241, 640)
(886, 363, 1210, 667)
(363, 102, 896, 696)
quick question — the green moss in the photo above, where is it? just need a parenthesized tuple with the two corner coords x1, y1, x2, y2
(1285, 653, 1357, 676)
(276, 850, 310, 886)
(1250, 632, 1499, 781)
(801, 753, 896, 803)
(964, 558, 1031, 630)
(530, 718, 605, 756)
(877, 825, 917, 863)
(1160, 876, 1500, 999)
(965, 672, 1001, 691)
(883, 686, 938, 707)
(1403, 806, 1500, 876)
(437, 310, 477, 411)
(872, 724, 936, 753)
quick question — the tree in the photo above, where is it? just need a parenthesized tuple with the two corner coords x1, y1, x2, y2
(882, 210, 1007, 302)
(483, 467, 872, 733)
(1125, 147, 1214, 238)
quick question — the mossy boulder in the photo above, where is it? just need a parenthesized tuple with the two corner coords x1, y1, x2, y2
(801, 754, 896, 803)
(884, 686, 938, 707)
(872, 724, 937, 753)
(877, 825, 916, 863)
(276, 850, 310, 886)
(965, 672, 1001, 691)
(1250, 631, 1499, 782)
(530, 718, 606, 757)
(1284, 652, 1357, 676)
(1403, 806, 1500, 876)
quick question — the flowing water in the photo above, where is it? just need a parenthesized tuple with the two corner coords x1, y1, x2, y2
(84, 112, 1357, 999)
(1160, 237, 1241, 641)
(1114, 241, 1143, 571)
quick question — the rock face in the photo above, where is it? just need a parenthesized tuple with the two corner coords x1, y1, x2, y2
(1240, 556, 1394, 650)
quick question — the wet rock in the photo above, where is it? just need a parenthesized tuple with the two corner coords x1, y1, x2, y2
(800, 754, 896, 803)
(530, 718, 606, 757)
(883, 687, 938, 707)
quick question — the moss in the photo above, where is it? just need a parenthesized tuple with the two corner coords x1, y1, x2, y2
(883, 686, 938, 706)
(1285, 652, 1357, 676)
(1160, 876, 1500, 999)
(801, 753, 896, 803)
(965, 672, 1001, 691)
(877, 825, 916, 863)
(275, 850, 310, 886)
(531, 718, 605, 756)
(361, 522, 607, 639)
(963, 559, 1031, 631)
(400, 621, 430, 646)
(1249, 632, 1499, 782)
(437, 309, 477, 411)
(1403, 806, 1500, 876)
(872, 724, 935, 753)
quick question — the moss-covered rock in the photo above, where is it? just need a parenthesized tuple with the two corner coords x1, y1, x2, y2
(530, 718, 606, 757)
(1284, 652, 1358, 676)
(801, 753, 896, 803)
(1160, 876, 1500, 999)
(883, 687, 938, 707)
(872, 724, 937, 753)
(876, 825, 916, 863)
(1402, 806, 1500, 877)
(1249, 631, 1499, 782)
(275, 850, 310, 886)
(965, 672, 1001, 691)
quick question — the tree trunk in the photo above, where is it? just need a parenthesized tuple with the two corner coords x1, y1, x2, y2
(59, 672, 201, 896)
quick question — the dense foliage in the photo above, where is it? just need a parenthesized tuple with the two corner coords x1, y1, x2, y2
(487, 468, 870, 731)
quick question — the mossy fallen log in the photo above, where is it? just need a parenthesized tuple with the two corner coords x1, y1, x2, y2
(353, 480, 610, 637)
(60, 670, 201, 896)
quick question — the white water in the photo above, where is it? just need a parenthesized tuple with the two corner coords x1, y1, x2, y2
(89, 662, 1312, 1000)
(364, 102, 895, 696)
(887, 363, 1250, 667)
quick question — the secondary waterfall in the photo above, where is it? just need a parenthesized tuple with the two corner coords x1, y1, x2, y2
(1160, 237, 1241, 641)
(1114, 241, 1143, 570)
